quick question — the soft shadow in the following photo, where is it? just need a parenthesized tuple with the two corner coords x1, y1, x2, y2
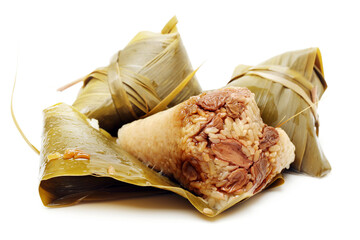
(45, 186, 287, 220)
(72, 192, 198, 216)
(45, 173, 309, 220)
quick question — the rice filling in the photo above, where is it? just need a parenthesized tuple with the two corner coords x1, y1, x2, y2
(117, 87, 295, 210)
(178, 88, 290, 208)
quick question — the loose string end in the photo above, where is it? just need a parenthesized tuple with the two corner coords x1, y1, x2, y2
(276, 101, 318, 129)
(11, 61, 40, 155)
(57, 77, 84, 92)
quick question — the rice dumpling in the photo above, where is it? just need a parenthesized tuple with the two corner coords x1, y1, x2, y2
(72, 16, 201, 134)
(117, 87, 295, 210)
(39, 101, 288, 217)
(227, 48, 330, 177)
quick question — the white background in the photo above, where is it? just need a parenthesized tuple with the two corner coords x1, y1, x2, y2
(1, 0, 359, 239)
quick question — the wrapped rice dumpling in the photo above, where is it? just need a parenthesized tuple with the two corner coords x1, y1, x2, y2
(227, 48, 330, 177)
(117, 87, 295, 211)
(72, 16, 201, 134)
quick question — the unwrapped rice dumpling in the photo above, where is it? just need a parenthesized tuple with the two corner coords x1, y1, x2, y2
(117, 87, 295, 210)
(39, 98, 290, 217)
(227, 48, 330, 177)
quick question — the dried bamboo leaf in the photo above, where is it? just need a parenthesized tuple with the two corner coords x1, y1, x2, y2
(72, 16, 201, 134)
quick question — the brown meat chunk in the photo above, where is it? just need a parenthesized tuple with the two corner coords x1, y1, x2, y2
(259, 126, 279, 150)
(251, 153, 268, 183)
(221, 168, 249, 193)
(251, 153, 270, 194)
(197, 92, 227, 111)
(195, 115, 224, 141)
(193, 115, 222, 141)
(211, 139, 252, 169)
(207, 115, 224, 130)
(225, 96, 244, 118)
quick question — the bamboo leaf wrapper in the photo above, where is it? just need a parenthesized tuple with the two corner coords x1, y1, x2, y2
(72, 16, 201, 134)
(227, 48, 330, 177)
